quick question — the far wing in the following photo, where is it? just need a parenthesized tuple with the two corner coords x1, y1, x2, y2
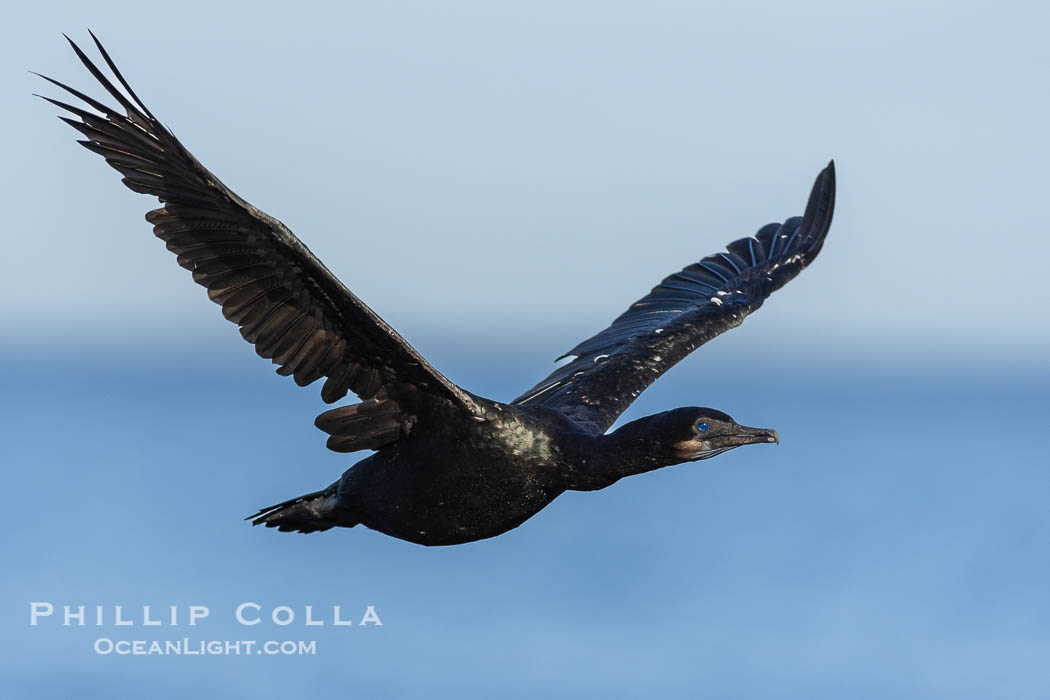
(513, 162, 835, 434)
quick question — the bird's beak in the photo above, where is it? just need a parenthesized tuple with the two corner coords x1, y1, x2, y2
(725, 425, 780, 447)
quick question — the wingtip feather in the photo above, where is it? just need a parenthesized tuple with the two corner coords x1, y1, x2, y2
(87, 28, 156, 121)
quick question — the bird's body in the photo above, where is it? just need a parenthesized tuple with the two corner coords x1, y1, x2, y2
(330, 402, 581, 546)
(41, 34, 834, 546)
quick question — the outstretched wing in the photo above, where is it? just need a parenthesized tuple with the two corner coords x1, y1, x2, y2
(39, 33, 479, 443)
(513, 162, 835, 434)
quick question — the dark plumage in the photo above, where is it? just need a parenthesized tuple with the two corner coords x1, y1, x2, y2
(40, 34, 835, 546)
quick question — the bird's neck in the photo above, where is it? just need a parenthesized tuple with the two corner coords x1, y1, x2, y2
(575, 418, 674, 490)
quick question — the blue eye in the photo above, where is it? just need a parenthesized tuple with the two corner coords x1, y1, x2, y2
(698, 421, 709, 432)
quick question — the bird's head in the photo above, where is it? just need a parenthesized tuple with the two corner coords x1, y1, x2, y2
(588, 407, 781, 487)
(653, 407, 779, 462)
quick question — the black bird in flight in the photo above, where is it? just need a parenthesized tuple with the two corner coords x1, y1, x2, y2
(40, 34, 835, 546)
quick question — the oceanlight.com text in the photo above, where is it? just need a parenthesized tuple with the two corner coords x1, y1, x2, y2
(94, 638, 318, 655)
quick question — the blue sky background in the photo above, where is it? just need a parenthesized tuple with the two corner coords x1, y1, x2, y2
(2, 1, 1049, 697)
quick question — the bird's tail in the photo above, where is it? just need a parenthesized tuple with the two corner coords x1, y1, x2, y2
(246, 483, 350, 534)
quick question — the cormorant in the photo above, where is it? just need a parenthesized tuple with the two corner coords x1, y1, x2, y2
(39, 34, 835, 546)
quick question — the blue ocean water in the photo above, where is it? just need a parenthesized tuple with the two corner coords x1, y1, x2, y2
(1, 341, 1047, 698)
